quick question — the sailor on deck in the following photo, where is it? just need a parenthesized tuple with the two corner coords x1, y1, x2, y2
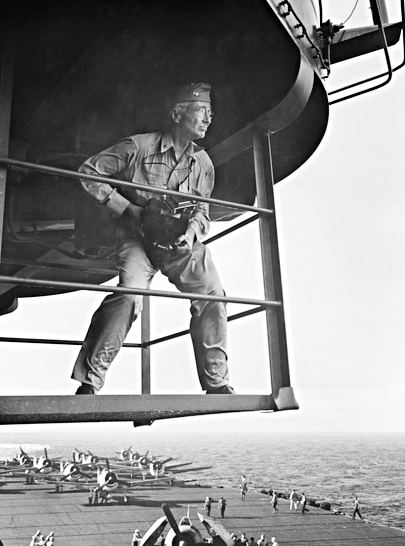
(71, 83, 235, 396)
(289, 489, 299, 510)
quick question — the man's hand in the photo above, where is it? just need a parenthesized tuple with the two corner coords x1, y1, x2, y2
(173, 228, 195, 254)
(122, 203, 144, 237)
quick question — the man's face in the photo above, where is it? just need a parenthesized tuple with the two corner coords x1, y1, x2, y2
(176, 101, 213, 140)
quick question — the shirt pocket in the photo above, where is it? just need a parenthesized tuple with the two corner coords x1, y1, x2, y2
(139, 159, 164, 187)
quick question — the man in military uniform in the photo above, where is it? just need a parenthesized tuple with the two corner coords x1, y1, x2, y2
(71, 83, 234, 396)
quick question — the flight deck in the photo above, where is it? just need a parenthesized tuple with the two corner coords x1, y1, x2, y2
(1, 476, 404, 546)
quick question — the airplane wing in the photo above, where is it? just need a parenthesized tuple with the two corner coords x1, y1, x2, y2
(140, 516, 168, 546)
(197, 513, 234, 546)
(168, 465, 212, 475)
(165, 462, 194, 471)
(116, 475, 173, 488)
(39, 464, 97, 485)
(0, 467, 16, 476)
(107, 461, 143, 471)
(40, 475, 96, 487)
(0, 466, 31, 476)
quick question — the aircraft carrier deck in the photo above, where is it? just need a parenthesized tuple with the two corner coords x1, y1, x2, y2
(1, 476, 404, 546)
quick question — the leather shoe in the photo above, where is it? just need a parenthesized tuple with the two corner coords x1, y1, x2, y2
(206, 385, 236, 394)
(75, 383, 96, 395)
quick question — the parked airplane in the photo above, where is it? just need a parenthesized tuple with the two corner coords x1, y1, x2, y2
(91, 460, 173, 503)
(28, 448, 63, 474)
(0, 447, 33, 473)
(115, 446, 143, 463)
(114, 451, 174, 476)
(111, 455, 211, 481)
(163, 504, 204, 546)
(73, 448, 106, 468)
(13, 447, 34, 468)
(140, 504, 234, 546)
(149, 457, 174, 478)
(1, 447, 63, 478)
(37, 460, 96, 487)
(1, 445, 212, 490)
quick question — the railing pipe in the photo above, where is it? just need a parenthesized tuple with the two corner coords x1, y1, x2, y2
(204, 214, 259, 245)
(0, 274, 281, 308)
(144, 305, 264, 347)
(141, 296, 151, 393)
(329, 0, 401, 105)
(0, 157, 274, 217)
(0, 32, 15, 264)
(252, 128, 291, 392)
(0, 307, 264, 349)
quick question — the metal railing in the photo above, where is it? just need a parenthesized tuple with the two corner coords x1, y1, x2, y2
(328, 0, 405, 105)
(0, 154, 280, 396)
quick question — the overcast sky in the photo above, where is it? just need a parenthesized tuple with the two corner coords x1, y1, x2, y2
(1, 1, 404, 436)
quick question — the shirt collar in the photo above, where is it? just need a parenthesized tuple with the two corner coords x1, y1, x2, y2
(160, 132, 205, 154)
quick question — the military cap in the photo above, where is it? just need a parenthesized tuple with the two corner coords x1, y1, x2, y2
(169, 82, 211, 107)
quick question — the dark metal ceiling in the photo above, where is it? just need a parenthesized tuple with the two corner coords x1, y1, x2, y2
(5, 0, 328, 167)
(0, 0, 330, 308)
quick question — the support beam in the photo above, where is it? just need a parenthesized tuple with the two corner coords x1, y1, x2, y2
(252, 127, 293, 396)
(0, 31, 14, 264)
(141, 296, 151, 394)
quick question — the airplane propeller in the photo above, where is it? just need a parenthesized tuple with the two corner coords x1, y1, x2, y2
(162, 504, 204, 546)
(138, 450, 150, 470)
(150, 457, 173, 477)
(117, 446, 133, 459)
(59, 463, 94, 482)
(162, 503, 181, 537)
(19, 448, 33, 467)
(60, 464, 82, 481)
(131, 451, 142, 463)
(87, 451, 102, 466)
(37, 448, 54, 472)
(100, 459, 118, 486)
(104, 470, 118, 487)
(140, 516, 168, 546)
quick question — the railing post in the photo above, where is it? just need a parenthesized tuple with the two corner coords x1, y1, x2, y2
(0, 31, 15, 264)
(252, 126, 292, 397)
(141, 295, 151, 394)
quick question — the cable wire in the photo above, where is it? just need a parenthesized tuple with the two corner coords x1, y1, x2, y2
(341, 0, 360, 25)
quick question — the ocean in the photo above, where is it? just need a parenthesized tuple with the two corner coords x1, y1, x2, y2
(1, 429, 404, 531)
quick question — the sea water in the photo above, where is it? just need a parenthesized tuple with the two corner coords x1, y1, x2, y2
(1, 430, 404, 530)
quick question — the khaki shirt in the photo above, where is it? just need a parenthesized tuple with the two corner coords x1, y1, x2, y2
(79, 132, 214, 241)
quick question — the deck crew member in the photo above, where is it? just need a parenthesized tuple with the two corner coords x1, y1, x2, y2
(240, 533, 248, 545)
(204, 495, 212, 516)
(352, 496, 363, 519)
(300, 492, 309, 514)
(132, 529, 142, 546)
(218, 496, 227, 518)
(289, 489, 299, 510)
(71, 82, 235, 395)
(271, 491, 278, 513)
